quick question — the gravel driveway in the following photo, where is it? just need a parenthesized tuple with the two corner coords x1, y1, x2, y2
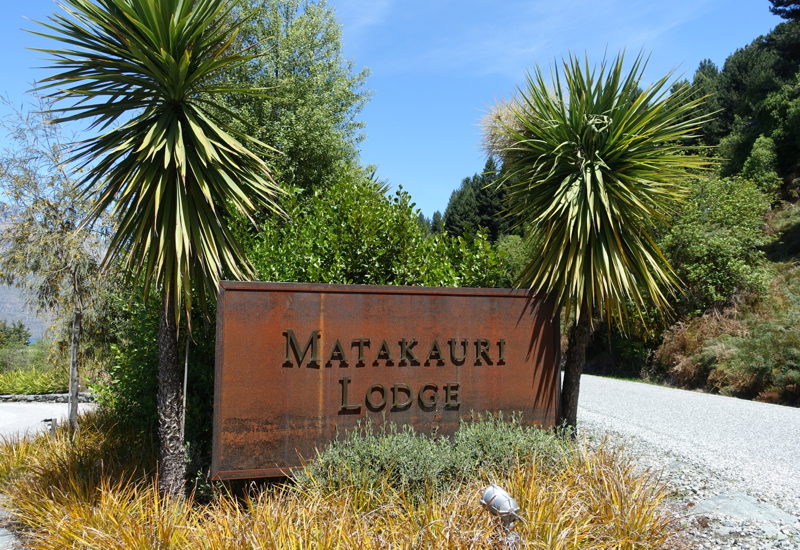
(578, 374, 800, 549)
(0, 402, 96, 439)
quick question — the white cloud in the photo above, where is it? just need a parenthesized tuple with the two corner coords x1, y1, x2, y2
(338, 0, 717, 78)
(333, 0, 394, 37)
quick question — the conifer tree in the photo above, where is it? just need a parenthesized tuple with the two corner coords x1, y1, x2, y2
(770, 0, 800, 20)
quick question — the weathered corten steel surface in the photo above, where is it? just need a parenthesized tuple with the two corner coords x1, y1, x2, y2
(211, 282, 560, 480)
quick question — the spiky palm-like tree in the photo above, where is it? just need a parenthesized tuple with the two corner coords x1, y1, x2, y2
(33, 0, 283, 495)
(484, 53, 712, 429)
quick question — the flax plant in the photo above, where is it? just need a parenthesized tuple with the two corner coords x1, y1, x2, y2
(0, 367, 68, 395)
(484, 52, 714, 428)
(30, 0, 283, 495)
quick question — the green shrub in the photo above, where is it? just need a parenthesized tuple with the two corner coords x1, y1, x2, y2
(296, 413, 572, 500)
(704, 263, 800, 403)
(653, 260, 800, 404)
(236, 166, 513, 289)
(91, 290, 216, 482)
(661, 176, 774, 314)
(742, 135, 783, 193)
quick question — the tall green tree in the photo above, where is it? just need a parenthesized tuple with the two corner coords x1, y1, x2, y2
(443, 157, 511, 241)
(485, 53, 711, 428)
(0, 95, 110, 433)
(669, 59, 724, 146)
(770, 0, 800, 20)
(431, 210, 444, 234)
(34, 0, 282, 496)
(690, 59, 724, 144)
(443, 176, 479, 237)
(220, 0, 371, 192)
(0, 320, 32, 349)
(710, 20, 800, 179)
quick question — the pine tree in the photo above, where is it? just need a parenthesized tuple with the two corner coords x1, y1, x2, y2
(443, 177, 479, 237)
(443, 158, 511, 241)
(770, 0, 800, 20)
(431, 211, 444, 234)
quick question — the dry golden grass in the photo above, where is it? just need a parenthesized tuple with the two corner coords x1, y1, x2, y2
(0, 412, 687, 549)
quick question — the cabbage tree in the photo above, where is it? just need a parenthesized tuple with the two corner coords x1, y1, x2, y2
(33, 0, 282, 495)
(484, 53, 712, 428)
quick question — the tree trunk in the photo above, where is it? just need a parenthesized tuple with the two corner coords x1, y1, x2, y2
(559, 301, 592, 430)
(158, 287, 185, 497)
(67, 298, 82, 434)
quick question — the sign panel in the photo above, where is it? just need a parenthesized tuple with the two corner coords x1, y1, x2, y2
(211, 282, 560, 480)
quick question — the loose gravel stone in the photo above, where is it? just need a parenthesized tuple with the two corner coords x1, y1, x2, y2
(578, 374, 800, 550)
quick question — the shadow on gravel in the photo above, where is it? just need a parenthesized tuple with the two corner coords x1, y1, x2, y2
(692, 493, 798, 523)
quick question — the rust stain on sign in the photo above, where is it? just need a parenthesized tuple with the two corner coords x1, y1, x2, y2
(211, 282, 560, 480)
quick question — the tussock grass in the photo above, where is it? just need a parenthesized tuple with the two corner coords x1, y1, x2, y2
(0, 410, 156, 496)
(0, 411, 686, 549)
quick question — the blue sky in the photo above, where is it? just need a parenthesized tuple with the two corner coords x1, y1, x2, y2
(0, 0, 782, 218)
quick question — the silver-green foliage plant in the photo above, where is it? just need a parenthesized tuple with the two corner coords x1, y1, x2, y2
(297, 414, 572, 500)
(0, 96, 112, 426)
(32, 0, 283, 496)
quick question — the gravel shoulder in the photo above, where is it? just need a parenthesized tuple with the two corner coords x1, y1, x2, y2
(578, 374, 800, 549)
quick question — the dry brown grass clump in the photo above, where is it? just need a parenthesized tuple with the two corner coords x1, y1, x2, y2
(0, 412, 687, 549)
(655, 308, 748, 388)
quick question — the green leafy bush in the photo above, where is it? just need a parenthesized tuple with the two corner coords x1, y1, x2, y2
(297, 413, 571, 499)
(654, 257, 800, 404)
(705, 263, 800, 403)
(661, 177, 774, 314)
(742, 135, 783, 193)
(592, 177, 778, 383)
(236, 166, 512, 288)
(92, 290, 216, 479)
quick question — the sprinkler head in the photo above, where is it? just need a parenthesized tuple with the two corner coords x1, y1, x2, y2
(480, 484, 520, 530)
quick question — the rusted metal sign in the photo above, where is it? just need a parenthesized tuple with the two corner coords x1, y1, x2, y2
(211, 282, 560, 480)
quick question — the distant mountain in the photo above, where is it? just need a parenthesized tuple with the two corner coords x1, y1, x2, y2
(0, 284, 52, 339)
(0, 205, 53, 338)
